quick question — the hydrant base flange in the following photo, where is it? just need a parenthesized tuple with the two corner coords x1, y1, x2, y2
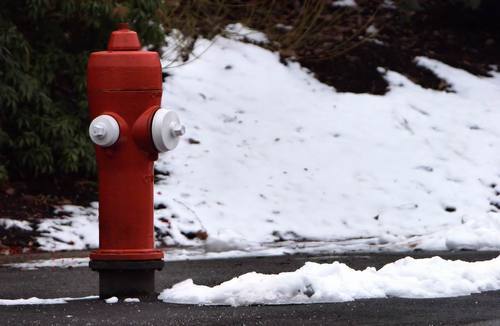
(89, 260, 164, 299)
(90, 249, 164, 261)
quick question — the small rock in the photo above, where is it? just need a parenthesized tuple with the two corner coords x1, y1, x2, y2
(444, 206, 456, 213)
(188, 138, 201, 145)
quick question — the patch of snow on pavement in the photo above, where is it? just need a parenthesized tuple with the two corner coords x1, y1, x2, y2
(5, 257, 90, 270)
(0, 296, 97, 306)
(124, 298, 140, 303)
(159, 255, 500, 306)
(35, 29, 500, 254)
(105, 297, 118, 304)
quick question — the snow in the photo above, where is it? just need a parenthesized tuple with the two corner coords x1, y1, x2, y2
(224, 23, 268, 44)
(124, 298, 140, 303)
(32, 28, 500, 255)
(332, 0, 358, 8)
(155, 34, 500, 251)
(366, 24, 378, 35)
(37, 204, 98, 251)
(0, 218, 32, 231)
(105, 297, 118, 304)
(5, 257, 89, 270)
(382, 0, 396, 9)
(0, 296, 97, 306)
(158, 255, 500, 306)
(164, 241, 373, 261)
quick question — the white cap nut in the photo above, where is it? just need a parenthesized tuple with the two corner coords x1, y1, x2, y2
(88, 115, 120, 147)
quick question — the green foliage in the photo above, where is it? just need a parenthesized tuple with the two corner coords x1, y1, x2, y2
(0, 0, 166, 182)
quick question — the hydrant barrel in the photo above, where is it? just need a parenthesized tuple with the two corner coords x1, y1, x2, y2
(86, 24, 183, 298)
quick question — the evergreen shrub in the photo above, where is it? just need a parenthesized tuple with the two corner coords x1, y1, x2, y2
(0, 0, 166, 183)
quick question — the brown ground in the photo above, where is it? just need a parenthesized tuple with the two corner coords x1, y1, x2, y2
(1, 0, 499, 253)
(295, 0, 500, 94)
(0, 177, 97, 254)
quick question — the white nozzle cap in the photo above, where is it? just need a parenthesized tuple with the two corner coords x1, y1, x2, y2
(151, 109, 184, 152)
(88, 115, 120, 147)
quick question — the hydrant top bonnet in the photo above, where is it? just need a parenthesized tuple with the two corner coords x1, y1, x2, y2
(87, 23, 162, 92)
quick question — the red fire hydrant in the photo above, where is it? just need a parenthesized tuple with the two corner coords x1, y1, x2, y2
(87, 23, 184, 299)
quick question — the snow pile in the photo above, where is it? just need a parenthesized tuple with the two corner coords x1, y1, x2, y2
(34, 27, 500, 253)
(159, 255, 500, 306)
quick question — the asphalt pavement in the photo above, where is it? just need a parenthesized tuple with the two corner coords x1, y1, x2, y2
(1, 251, 500, 325)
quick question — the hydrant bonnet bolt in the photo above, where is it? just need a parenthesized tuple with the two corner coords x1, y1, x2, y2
(89, 115, 120, 147)
(151, 108, 184, 152)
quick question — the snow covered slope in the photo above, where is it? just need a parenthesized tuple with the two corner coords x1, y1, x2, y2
(37, 30, 500, 253)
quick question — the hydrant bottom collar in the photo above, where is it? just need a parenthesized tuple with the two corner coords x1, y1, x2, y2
(89, 260, 164, 299)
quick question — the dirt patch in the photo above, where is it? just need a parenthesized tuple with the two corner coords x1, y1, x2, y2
(295, 0, 500, 94)
(1, 176, 97, 221)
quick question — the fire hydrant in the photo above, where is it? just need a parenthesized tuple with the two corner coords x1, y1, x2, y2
(87, 23, 184, 299)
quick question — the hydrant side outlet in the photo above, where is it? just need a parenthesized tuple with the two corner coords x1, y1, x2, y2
(89, 115, 120, 147)
(151, 109, 184, 152)
(86, 24, 184, 299)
